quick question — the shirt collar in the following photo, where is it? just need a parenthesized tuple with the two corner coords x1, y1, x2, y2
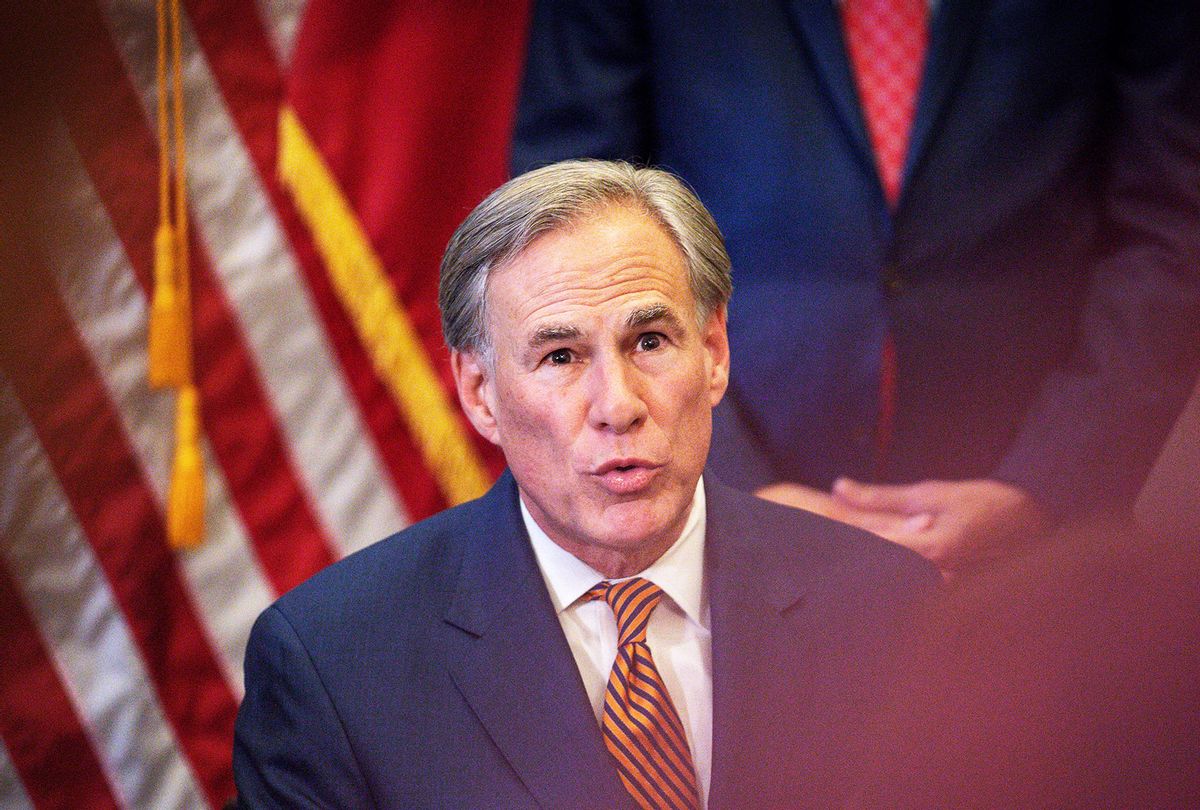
(524, 476, 708, 628)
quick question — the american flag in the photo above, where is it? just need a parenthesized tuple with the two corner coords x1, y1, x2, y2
(0, 1, 528, 806)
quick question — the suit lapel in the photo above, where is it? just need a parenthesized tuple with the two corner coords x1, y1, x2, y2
(443, 473, 631, 810)
(903, 0, 991, 198)
(785, 0, 991, 213)
(703, 480, 814, 809)
(783, 0, 876, 176)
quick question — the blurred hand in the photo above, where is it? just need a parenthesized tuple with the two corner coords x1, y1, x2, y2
(758, 478, 1045, 572)
(830, 477, 1046, 571)
(756, 481, 933, 536)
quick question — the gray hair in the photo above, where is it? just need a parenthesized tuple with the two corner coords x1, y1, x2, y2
(439, 159, 732, 357)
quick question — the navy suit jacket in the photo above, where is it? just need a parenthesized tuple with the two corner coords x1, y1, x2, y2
(512, 0, 1200, 514)
(234, 471, 936, 808)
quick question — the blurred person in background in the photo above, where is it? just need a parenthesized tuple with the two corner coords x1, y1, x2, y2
(512, 0, 1200, 575)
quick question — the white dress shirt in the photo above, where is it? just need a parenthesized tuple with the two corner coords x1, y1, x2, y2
(523, 478, 713, 808)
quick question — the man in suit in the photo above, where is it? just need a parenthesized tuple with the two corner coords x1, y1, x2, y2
(511, 1, 1200, 572)
(233, 160, 937, 808)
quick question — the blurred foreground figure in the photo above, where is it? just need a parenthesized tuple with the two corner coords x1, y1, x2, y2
(854, 513, 1200, 807)
(1136, 374, 1200, 542)
(234, 161, 937, 809)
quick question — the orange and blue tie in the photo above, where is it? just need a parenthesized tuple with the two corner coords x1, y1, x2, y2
(588, 578, 700, 810)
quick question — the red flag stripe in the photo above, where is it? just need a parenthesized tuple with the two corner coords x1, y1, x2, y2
(37, 128, 274, 687)
(0, 253, 237, 807)
(0, 383, 210, 807)
(183, 0, 451, 519)
(58, 0, 340, 592)
(0, 562, 121, 810)
(288, 2, 527, 367)
(103, 0, 409, 555)
(286, 0, 523, 488)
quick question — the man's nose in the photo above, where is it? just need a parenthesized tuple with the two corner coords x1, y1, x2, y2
(585, 355, 648, 434)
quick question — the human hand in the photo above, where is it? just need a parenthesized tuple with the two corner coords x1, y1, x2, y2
(755, 480, 933, 536)
(756, 481, 845, 517)
(830, 478, 1047, 572)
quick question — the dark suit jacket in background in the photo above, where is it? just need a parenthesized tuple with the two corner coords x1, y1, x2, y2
(512, 0, 1200, 516)
(233, 472, 936, 808)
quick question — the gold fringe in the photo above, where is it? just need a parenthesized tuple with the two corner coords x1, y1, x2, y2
(277, 106, 491, 505)
(167, 385, 205, 548)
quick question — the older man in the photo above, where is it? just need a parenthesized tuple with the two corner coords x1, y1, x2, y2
(233, 161, 936, 809)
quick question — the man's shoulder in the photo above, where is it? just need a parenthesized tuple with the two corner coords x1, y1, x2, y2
(270, 473, 518, 633)
(705, 477, 939, 590)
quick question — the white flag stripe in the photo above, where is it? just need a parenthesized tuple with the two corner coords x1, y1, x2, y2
(103, 0, 410, 557)
(37, 128, 273, 691)
(0, 741, 34, 810)
(0, 386, 208, 810)
(253, 0, 308, 68)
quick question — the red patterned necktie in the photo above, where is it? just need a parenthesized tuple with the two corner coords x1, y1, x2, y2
(842, 0, 929, 208)
(842, 0, 929, 472)
(588, 578, 700, 810)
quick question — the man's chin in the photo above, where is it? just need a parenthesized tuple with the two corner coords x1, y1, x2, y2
(590, 502, 686, 554)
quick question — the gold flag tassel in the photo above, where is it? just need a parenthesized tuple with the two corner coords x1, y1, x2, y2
(168, 385, 205, 547)
(151, 0, 205, 547)
(148, 0, 187, 387)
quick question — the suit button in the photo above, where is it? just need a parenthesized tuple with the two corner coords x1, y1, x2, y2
(882, 264, 906, 294)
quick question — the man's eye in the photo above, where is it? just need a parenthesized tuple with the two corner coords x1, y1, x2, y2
(547, 348, 572, 365)
(637, 333, 663, 352)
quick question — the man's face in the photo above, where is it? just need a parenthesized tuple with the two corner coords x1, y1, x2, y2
(452, 205, 729, 576)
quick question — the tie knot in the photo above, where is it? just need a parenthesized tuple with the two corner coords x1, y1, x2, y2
(587, 577, 664, 646)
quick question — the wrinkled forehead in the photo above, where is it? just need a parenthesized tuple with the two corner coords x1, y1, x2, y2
(484, 205, 695, 328)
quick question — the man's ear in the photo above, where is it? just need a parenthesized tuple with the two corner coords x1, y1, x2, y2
(451, 349, 501, 446)
(702, 307, 730, 406)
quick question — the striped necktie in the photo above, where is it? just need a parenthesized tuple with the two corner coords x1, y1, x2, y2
(588, 578, 700, 810)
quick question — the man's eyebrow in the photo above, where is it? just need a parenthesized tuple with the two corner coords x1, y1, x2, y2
(528, 324, 583, 348)
(625, 304, 684, 331)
